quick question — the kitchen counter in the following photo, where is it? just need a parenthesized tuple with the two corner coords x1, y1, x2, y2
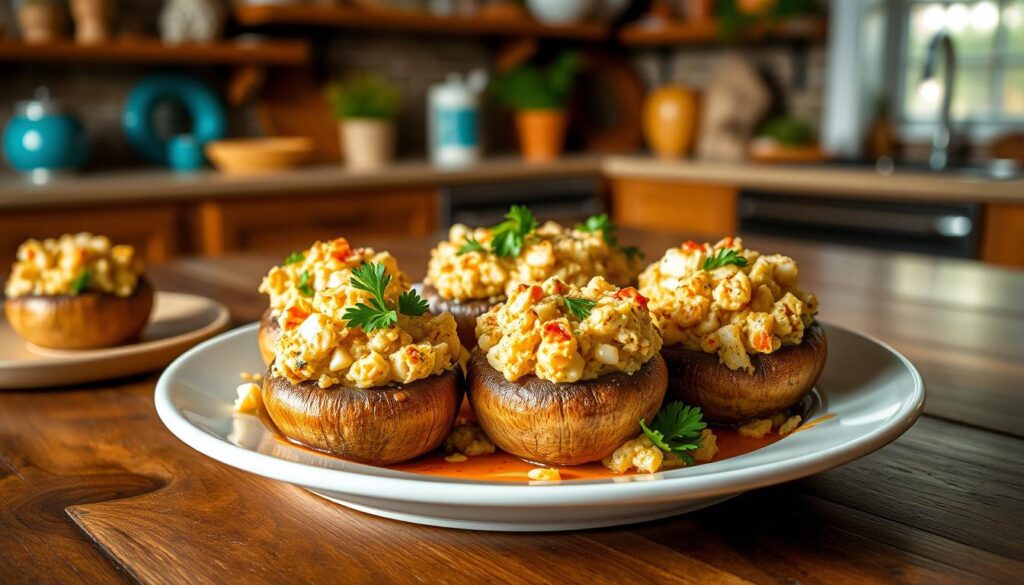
(602, 155, 1024, 203)
(1, 154, 1022, 209)
(2, 229, 1022, 584)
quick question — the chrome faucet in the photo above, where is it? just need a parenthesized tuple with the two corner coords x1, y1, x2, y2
(920, 31, 956, 171)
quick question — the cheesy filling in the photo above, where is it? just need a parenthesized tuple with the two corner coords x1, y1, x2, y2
(259, 237, 409, 315)
(639, 237, 819, 373)
(425, 221, 641, 302)
(475, 276, 661, 384)
(4, 233, 143, 298)
(271, 287, 465, 389)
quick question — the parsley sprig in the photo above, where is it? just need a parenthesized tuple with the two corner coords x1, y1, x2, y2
(702, 248, 748, 271)
(563, 296, 596, 320)
(297, 269, 314, 296)
(576, 213, 643, 260)
(457, 237, 486, 255)
(639, 402, 707, 465)
(69, 269, 91, 295)
(456, 205, 538, 258)
(490, 205, 538, 258)
(342, 263, 428, 332)
(282, 251, 304, 266)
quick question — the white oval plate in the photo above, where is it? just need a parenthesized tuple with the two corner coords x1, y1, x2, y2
(155, 321, 924, 532)
(0, 292, 230, 389)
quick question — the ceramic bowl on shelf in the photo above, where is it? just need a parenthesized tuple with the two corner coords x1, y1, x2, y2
(526, 0, 595, 25)
(205, 137, 313, 175)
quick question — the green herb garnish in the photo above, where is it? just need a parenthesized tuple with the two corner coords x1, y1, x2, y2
(576, 213, 615, 244)
(343, 262, 429, 332)
(563, 296, 596, 320)
(298, 269, 315, 296)
(397, 290, 429, 316)
(490, 205, 538, 258)
(456, 237, 486, 256)
(283, 251, 304, 266)
(69, 269, 91, 295)
(576, 213, 644, 260)
(639, 402, 706, 465)
(702, 248, 748, 271)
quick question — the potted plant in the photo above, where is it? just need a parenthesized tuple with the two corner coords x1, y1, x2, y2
(491, 51, 581, 163)
(326, 73, 402, 171)
(17, 0, 66, 44)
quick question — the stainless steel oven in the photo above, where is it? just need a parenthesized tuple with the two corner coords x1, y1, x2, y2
(738, 190, 982, 259)
(440, 177, 602, 228)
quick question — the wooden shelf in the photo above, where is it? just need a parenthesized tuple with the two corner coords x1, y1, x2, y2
(0, 39, 310, 65)
(619, 16, 827, 46)
(234, 5, 607, 41)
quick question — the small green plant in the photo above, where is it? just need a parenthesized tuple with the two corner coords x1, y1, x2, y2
(757, 115, 816, 147)
(326, 73, 402, 120)
(716, 0, 816, 38)
(491, 52, 582, 111)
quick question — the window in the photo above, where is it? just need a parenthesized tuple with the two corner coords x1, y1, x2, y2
(897, 0, 1024, 139)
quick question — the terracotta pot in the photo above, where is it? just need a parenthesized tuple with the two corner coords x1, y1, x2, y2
(515, 109, 567, 163)
(18, 3, 66, 44)
(684, 0, 714, 21)
(70, 0, 114, 44)
(643, 84, 699, 159)
(339, 118, 395, 170)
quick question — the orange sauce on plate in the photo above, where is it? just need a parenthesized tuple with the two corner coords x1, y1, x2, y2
(257, 400, 805, 484)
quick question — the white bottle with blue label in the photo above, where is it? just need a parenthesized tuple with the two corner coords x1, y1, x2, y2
(428, 70, 487, 168)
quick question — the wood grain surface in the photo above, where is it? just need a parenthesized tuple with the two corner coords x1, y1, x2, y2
(1, 229, 1022, 585)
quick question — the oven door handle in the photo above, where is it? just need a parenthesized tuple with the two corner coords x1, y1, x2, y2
(740, 200, 974, 239)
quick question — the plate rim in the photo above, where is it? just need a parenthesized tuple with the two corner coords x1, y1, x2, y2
(0, 291, 231, 368)
(155, 321, 925, 507)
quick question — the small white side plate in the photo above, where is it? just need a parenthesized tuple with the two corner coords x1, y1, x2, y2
(0, 292, 230, 389)
(155, 322, 924, 532)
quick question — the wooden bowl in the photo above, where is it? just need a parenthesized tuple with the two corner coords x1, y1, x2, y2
(467, 347, 667, 466)
(4, 278, 154, 349)
(421, 284, 499, 350)
(258, 308, 279, 366)
(205, 137, 313, 175)
(662, 321, 827, 424)
(262, 366, 463, 466)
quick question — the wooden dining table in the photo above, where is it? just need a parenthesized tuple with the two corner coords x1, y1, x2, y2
(1, 229, 1022, 584)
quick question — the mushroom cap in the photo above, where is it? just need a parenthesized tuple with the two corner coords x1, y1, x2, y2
(262, 366, 464, 466)
(662, 321, 827, 424)
(467, 347, 667, 466)
(4, 278, 154, 349)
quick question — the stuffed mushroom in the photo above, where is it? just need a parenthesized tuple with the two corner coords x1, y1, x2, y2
(467, 276, 667, 466)
(424, 206, 643, 349)
(4, 233, 152, 349)
(639, 237, 827, 424)
(262, 262, 466, 466)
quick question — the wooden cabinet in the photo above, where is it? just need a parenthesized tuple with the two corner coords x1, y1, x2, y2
(608, 178, 738, 236)
(0, 204, 181, 263)
(192, 188, 440, 256)
(981, 204, 1024, 268)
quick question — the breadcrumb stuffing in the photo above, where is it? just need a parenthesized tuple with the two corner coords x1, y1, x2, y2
(738, 418, 773, 439)
(768, 412, 787, 430)
(692, 429, 719, 462)
(233, 382, 262, 413)
(239, 371, 263, 383)
(445, 423, 496, 457)
(444, 453, 468, 463)
(527, 468, 562, 481)
(602, 434, 664, 474)
(778, 415, 802, 436)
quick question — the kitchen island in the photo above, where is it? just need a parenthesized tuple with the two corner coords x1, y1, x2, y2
(0, 229, 1021, 584)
